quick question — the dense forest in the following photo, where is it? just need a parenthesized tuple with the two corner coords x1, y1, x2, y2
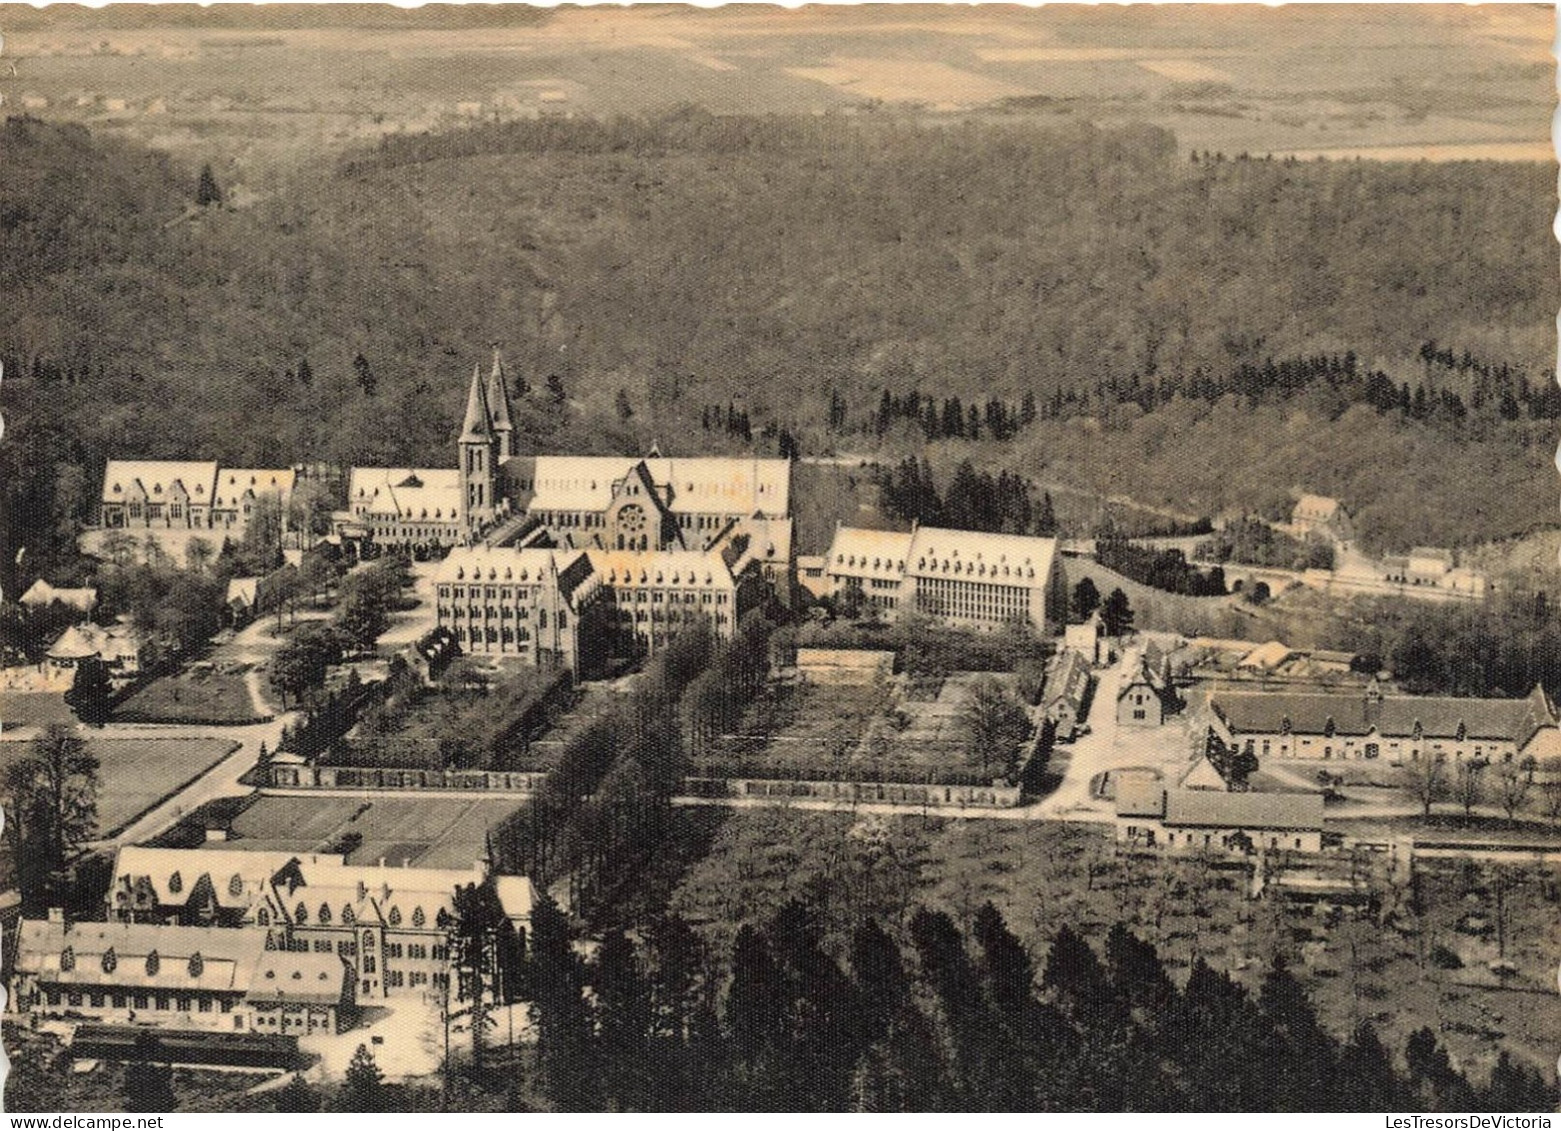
(515, 895, 1550, 1112)
(2, 109, 1556, 593)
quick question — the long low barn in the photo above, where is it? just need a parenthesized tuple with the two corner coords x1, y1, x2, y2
(1208, 681, 1561, 764)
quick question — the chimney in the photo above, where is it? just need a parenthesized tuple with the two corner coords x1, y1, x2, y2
(47, 907, 64, 924)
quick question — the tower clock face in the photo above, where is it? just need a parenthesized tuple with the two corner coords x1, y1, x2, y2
(618, 504, 647, 534)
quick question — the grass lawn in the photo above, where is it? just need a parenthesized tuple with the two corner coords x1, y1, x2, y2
(115, 668, 266, 724)
(0, 735, 239, 836)
(668, 810, 1561, 1083)
(0, 690, 75, 729)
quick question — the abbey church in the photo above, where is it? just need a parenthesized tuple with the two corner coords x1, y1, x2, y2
(341, 349, 792, 569)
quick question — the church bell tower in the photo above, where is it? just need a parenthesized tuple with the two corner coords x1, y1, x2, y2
(459, 361, 496, 530)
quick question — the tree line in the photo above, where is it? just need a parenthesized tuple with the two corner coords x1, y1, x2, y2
(879, 457, 1057, 537)
(516, 895, 1553, 1112)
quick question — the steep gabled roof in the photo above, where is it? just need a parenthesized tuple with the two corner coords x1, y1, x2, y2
(101, 461, 218, 506)
(460, 362, 493, 444)
(485, 348, 515, 436)
(825, 527, 914, 583)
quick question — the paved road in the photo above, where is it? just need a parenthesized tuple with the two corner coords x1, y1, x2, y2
(1036, 657, 1125, 820)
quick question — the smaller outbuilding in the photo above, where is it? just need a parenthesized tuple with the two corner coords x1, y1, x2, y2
(1116, 786, 1325, 854)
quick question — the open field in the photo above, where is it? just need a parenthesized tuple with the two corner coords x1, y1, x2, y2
(0, 735, 238, 836)
(669, 810, 1561, 1084)
(219, 792, 526, 869)
(115, 667, 267, 724)
(0, 4, 1547, 193)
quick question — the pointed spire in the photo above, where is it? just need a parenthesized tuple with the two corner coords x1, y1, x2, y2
(486, 344, 515, 437)
(460, 361, 492, 444)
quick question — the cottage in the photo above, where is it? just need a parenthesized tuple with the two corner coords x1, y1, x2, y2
(226, 578, 260, 625)
(1116, 645, 1178, 727)
(1290, 494, 1353, 545)
(45, 624, 142, 683)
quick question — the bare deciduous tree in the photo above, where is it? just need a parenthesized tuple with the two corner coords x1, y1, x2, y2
(1400, 755, 1447, 817)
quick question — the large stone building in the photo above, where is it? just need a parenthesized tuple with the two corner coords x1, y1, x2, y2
(823, 525, 1064, 633)
(434, 546, 604, 672)
(1207, 681, 1561, 764)
(433, 540, 767, 671)
(11, 915, 355, 1036)
(103, 845, 533, 1003)
(341, 351, 795, 586)
(100, 460, 293, 532)
(343, 467, 465, 546)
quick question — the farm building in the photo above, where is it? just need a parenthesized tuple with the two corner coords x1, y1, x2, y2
(1208, 680, 1561, 764)
(1115, 782, 1325, 854)
(1041, 648, 1093, 740)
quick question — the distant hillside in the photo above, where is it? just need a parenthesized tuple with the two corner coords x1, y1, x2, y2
(1, 112, 1556, 586)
